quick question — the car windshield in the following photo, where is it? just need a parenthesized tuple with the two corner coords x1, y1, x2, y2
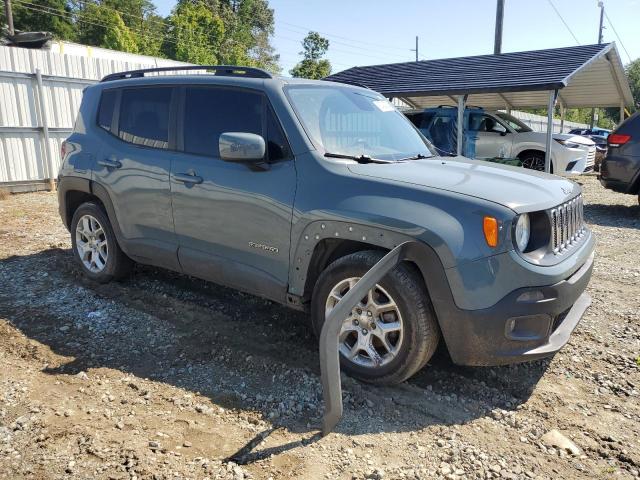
(496, 112, 532, 133)
(285, 85, 434, 161)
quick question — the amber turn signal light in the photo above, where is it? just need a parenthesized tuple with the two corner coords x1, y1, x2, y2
(483, 216, 499, 247)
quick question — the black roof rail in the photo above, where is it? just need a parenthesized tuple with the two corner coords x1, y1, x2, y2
(100, 65, 272, 83)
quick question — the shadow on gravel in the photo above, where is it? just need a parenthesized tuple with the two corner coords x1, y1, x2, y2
(584, 203, 640, 229)
(0, 248, 549, 442)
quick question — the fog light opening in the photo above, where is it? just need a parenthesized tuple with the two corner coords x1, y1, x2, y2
(517, 290, 545, 303)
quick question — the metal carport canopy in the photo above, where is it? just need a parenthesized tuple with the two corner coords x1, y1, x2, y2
(325, 43, 633, 111)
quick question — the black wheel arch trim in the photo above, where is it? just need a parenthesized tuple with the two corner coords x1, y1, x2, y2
(57, 175, 128, 255)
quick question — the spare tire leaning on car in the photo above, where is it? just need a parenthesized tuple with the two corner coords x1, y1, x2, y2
(311, 250, 440, 386)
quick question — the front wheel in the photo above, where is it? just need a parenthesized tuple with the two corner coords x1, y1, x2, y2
(311, 251, 440, 385)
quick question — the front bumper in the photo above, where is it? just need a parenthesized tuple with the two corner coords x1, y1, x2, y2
(442, 251, 594, 366)
(555, 145, 596, 175)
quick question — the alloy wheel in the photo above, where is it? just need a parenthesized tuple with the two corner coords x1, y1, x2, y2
(75, 214, 108, 273)
(325, 277, 404, 368)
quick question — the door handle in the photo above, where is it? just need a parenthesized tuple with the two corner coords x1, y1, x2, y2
(174, 172, 203, 185)
(98, 158, 122, 169)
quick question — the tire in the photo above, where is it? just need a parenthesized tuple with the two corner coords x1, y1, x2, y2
(520, 151, 552, 173)
(70, 202, 132, 283)
(311, 251, 440, 385)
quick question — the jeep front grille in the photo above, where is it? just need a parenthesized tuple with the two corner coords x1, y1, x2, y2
(549, 195, 585, 254)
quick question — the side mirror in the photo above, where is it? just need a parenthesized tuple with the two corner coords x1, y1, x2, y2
(219, 132, 265, 163)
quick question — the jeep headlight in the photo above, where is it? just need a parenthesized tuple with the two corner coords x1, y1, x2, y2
(514, 214, 530, 252)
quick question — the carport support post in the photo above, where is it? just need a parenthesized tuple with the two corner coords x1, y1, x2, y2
(457, 94, 468, 156)
(559, 102, 565, 133)
(544, 90, 558, 174)
(620, 102, 625, 125)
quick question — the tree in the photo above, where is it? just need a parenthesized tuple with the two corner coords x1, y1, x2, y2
(102, 0, 165, 57)
(624, 59, 640, 110)
(1, 0, 75, 40)
(76, 3, 138, 53)
(290, 31, 331, 79)
(219, 0, 280, 73)
(164, 1, 225, 64)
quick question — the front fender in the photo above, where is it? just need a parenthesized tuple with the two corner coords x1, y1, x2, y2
(288, 219, 423, 297)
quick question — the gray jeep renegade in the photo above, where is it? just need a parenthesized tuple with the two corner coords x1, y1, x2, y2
(58, 66, 595, 385)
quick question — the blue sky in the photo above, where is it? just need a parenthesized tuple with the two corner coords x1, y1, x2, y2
(154, 0, 639, 75)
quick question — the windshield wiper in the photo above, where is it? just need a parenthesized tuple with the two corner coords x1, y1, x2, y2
(397, 153, 431, 161)
(324, 152, 394, 164)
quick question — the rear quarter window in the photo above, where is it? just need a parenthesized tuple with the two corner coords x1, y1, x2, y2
(97, 89, 117, 131)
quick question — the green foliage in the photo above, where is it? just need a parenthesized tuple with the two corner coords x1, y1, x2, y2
(625, 59, 640, 110)
(164, 1, 224, 64)
(2, 0, 280, 71)
(76, 3, 138, 53)
(218, 0, 280, 73)
(2, 0, 75, 40)
(290, 31, 331, 79)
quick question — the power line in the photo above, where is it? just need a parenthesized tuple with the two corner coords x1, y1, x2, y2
(12, 0, 256, 51)
(12, 0, 232, 51)
(275, 20, 412, 53)
(275, 34, 402, 63)
(603, 10, 633, 63)
(546, 0, 580, 45)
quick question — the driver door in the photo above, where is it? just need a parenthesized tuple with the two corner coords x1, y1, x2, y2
(470, 113, 513, 159)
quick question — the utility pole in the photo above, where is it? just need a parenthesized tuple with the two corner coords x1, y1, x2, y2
(410, 36, 419, 61)
(591, 1, 605, 128)
(3, 0, 15, 36)
(597, 1, 604, 43)
(494, 0, 505, 54)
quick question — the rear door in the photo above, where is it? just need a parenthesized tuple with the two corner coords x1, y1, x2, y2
(170, 85, 296, 302)
(93, 85, 180, 270)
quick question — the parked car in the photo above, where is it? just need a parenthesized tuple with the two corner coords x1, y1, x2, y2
(599, 112, 640, 204)
(568, 127, 611, 138)
(405, 107, 596, 174)
(57, 67, 595, 385)
(567, 129, 609, 171)
(588, 135, 608, 172)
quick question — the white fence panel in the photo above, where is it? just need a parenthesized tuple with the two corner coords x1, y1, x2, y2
(0, 43, 190, 189)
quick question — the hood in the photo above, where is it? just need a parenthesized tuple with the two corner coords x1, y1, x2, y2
(552, 133, 595, 146)
(348, 156, 580, 213)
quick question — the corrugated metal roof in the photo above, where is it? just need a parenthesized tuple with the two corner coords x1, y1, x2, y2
(325, 43, 634, 109)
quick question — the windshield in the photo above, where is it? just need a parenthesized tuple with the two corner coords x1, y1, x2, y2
(285, 85, 434, 161)
(496, 112, 532, 133)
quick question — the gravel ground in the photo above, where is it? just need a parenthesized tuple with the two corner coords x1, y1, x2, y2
(0, 174, 638, 480)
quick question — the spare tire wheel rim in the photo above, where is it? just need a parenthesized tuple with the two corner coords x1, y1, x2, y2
(325, 277, 404, 368)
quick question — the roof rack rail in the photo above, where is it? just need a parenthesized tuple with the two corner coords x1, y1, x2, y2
(100, 65, 272, 83)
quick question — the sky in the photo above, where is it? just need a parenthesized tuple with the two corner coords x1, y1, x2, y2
(153, 0, 639, 76)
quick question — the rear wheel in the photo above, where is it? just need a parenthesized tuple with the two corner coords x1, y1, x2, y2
(70, 202, 132, 283)
(311, 251, 440, 385)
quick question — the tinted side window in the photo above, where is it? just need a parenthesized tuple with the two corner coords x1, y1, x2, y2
(405, 112, 423, 128)
(118, 87, 172, 149)
(266, 108, 290, 162)
(183, 87, 262, 157)
(97, 89, 117, 131)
